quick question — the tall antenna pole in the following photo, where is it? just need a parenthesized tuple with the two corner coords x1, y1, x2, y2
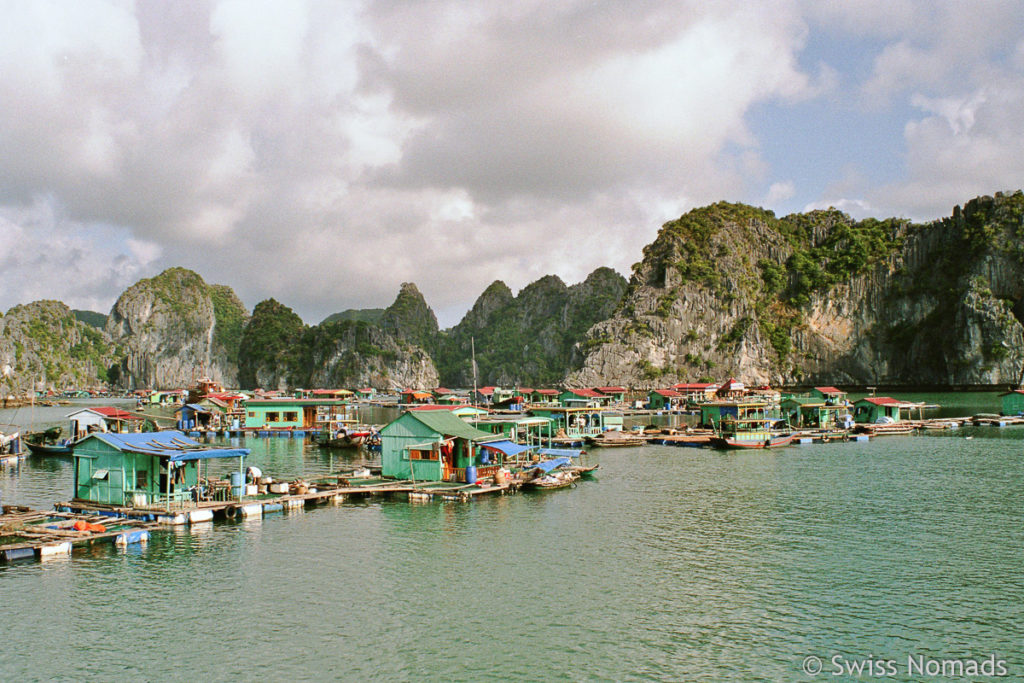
(471, 337, 478, 424)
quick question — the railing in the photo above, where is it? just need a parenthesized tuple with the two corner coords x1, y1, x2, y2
(451, 465, 499, 482)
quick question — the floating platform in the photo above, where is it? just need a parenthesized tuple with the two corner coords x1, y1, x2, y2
(0, 506, 159, 563)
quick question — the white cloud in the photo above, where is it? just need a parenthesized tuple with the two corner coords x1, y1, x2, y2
(3, 0, 1020, 329)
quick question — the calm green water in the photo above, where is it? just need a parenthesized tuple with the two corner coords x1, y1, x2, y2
(1, 394, 1022, 681)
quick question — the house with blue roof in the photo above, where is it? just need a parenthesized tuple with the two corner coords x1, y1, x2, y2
(72, 431, 250, 508)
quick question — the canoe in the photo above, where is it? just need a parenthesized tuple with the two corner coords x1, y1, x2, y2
(26, 442, 74, 456)
(709, 433, 794, 450)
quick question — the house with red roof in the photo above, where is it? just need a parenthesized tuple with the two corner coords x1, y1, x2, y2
(559, 388, 608, 407)
(648, 388, 682, 410)
(810, 386, 847, 404)
(529, 389, 560, 405)
(66, 406, 143, 440)
(715, 378, 746, 399)
(401, 389, 435, 405)
(671, 382, 719, 401)
(593, 386, 627, 403)
(852, 396, 902, 423)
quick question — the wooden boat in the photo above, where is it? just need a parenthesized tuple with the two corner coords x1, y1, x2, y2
(26, 441, 75, 456)
(523, 469, 579, 490)
(588, 430, 645, 447)
(315, 430, 369, 449)
(710, 433, 794, 450)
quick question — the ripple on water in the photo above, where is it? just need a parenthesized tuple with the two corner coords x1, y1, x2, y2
(0, 428, 1022, 680)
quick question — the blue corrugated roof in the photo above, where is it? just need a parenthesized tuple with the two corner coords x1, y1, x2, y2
(539, 448, 582, 458)
(480, 440, 534, 456)
(86, 431, 249, 461)
(526, 456, 571, 473)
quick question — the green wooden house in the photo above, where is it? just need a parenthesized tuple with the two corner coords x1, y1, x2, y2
(243, 399, 354, 430)
(648, 389, 681, 410)
(72, 431, 249, 508)
(380, 409, 504, 482)
(810, 386, 847, 404)
(1000, 390, 1024, 416)
(558, 388, 608, 407)
(780, 396, 846, 429)
(700, 400, 779, 429)
(594, 386, 627, 403)
(530, 389, 560, 404)
(852, 397, 902, 423)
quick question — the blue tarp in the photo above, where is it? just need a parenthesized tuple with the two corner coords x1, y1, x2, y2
(538, 448, 582, 459)
(480, 440, 534, 456)
(88, 431, 250, 461)
(527, 456, 571, 473)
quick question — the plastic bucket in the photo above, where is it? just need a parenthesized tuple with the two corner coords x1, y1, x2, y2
(464, 466, 477, 484)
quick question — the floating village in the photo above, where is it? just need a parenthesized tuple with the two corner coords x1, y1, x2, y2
(2, 376, 1023, 564)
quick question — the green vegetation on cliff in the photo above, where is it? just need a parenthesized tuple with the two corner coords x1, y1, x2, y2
(237, 298, 305, 389)
(436, 268, 627, 386)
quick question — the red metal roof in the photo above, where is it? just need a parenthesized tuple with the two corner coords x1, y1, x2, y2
(814, 386, 844, 394)
(652, 389, 682, 397)
(672, 382, 717, 390)
(92, 406, 142, 420)
(859, 396, 901, 406)
(564, 388, 603, 398)
(534, 389, 559, 395)
(594, 386, 626, 393)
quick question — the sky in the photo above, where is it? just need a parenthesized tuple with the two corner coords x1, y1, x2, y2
(1, 1, 1023, 327)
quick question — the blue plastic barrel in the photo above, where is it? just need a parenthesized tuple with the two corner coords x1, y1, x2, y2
(464, 466, 477, 484)
(230, 471, 244, 498)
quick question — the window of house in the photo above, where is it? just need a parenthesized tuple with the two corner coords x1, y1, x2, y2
(267, 412, 280, 422)
(248, 411, 256, 418)
(284, 411, 298, 422)
(136, 470, 148, 489)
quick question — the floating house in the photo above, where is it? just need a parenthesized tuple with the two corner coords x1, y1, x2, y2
(648, 389, 682, 410)
(380, 409, 506, 482)
(715, 378, 746, 399)
(300, 388, 354, 400)
(399, 389, 434, 405)
(243, 399, 355, 431)
(559, 388, 608, 408)
(671, 383, 720, 402)
(470, 414, 554, 447)
(852, 397, 903, 424)
(528, 406, 620, 438)
(810, 386, 847, 404)
(176, 403, 213, 430)
(701, 399, 780, 430)
(529, 389, 560, 405)
(72, 431, 250, 508)
(1001, 390, 1024, 416)
(353, 388, 376, 400)
(66, 407, 143, 440)
(593, 386, 627, 403)
(780, 397, 848, 429)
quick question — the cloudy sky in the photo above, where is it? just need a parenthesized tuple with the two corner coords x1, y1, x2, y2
(1, 1, 1022, 327)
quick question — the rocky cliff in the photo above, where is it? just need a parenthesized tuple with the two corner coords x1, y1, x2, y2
(0, 300, 119, 395)
(240, 288, 440, 391)
(436, 268, 628, 386)
(569, 192, 1024, 388)
(105, 268, 249, 389)
(237, 298, 305, 391)
(293, 319, 439, 390)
